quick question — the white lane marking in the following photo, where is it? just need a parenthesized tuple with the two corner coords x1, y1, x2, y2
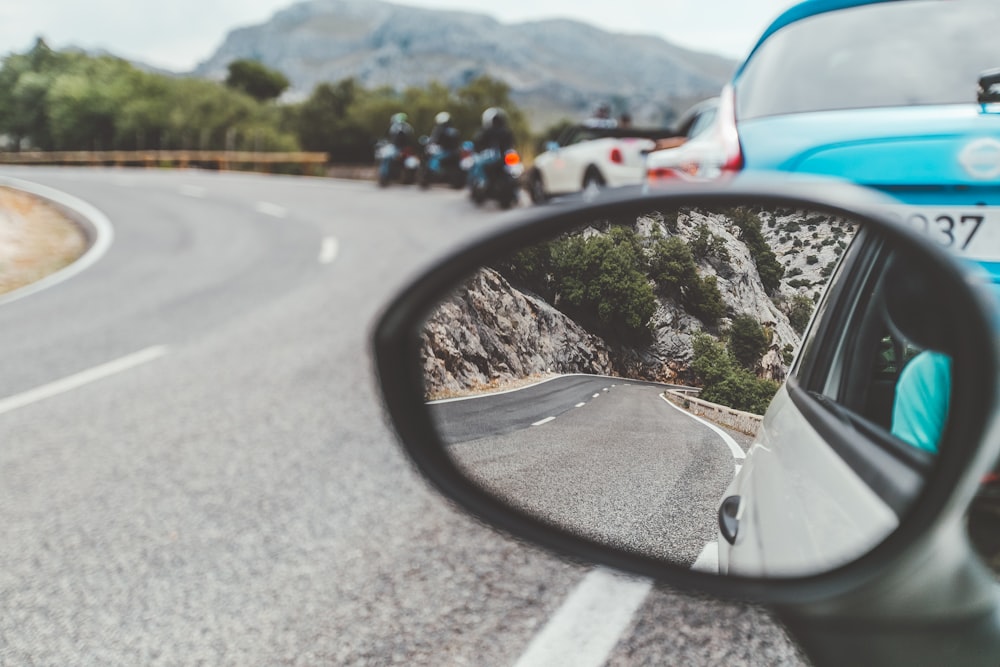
(691, 542, 719, 573)
(514, 568, 652, 667)
(319, 236, 339, 264)
(592, 394, 600, 399)
(602, 388, 609, 392)
(575, 402, 586, 408)
(0, 176, 115, 308)
(659, 395, 746, 460)
(179, 184, 206, 198)
(0, 346, 169, 416)
(427, 373, 683, 405)
(255, 201, 287, 218)
(531, 416, 555, 427)
(735, 463, 743, 478)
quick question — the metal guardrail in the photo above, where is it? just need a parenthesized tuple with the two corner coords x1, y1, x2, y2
(0, 150, 329, 172)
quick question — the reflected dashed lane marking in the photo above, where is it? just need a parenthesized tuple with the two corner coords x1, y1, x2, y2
(531, 416, 556, 427)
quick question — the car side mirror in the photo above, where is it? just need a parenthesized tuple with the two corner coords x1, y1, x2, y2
(373, 183, 1000, 603)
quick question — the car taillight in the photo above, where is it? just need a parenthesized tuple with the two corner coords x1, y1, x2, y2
(647, 167, 678, 182)
(718, 84, 744, 172)
(504, 151, 521, 166)
(610, 147, 624, 164)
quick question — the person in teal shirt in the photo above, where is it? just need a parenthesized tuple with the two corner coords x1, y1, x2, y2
(891, 350, 951, 454)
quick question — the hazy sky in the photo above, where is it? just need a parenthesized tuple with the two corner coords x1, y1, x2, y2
(0, 0, 799, 71)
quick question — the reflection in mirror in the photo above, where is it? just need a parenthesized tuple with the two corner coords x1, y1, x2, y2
(419, 203, 950, 578)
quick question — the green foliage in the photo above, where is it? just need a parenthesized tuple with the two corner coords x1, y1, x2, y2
(691, 333, 780, 415)
(806, 255, 819, 265)
(727, 314, 769, 370)
(787, 294, 815, 335)
(728, 207, 784, 294)
(225, 59, 289, 102)
(782, 343, 795, 365)
(548, 227, 656, 339)
(648, 235, 725, 325)
(689, 224, 730, 262)
(0, 44, 299, 152)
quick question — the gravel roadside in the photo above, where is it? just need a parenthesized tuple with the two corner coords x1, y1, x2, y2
(0, 185, 87, 296)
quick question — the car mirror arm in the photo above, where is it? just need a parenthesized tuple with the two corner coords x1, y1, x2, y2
(775, 517, 1000, 667)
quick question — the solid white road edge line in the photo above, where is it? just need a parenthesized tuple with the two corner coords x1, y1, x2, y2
(513, 568, 653, 667)
(531, 416, 556, 427)
(0, 176, 115, 308)
(659, 395, 746, 460)
(254, 201, 287, 218)
(691, 542, 720, 573)
(0, 346, 169, 416)
(319, 236, 339, 264)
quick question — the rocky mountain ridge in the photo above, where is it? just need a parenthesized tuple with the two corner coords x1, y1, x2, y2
(421, 207, 852, 396)
(192, 0, 736, 127)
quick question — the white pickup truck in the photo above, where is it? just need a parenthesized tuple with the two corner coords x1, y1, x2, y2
(527, 125, 678, 203)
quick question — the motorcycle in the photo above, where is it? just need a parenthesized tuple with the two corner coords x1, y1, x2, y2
(375, 140, 420, 187)
(467, 148, 523, 209)
(417, 134, 471, 190)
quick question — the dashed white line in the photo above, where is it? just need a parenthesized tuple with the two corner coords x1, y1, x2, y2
(532, 416, 556, 427)
(513, 568, 653, 667)
(592, 394, 600, 399)
(319, 236, 339, 264)
(0, 346, 169, 416)
(575, 402, 586, 408)
(255, 201, 287, 218)
(179, 184, 207, 198)
(602, 387, 609, 392)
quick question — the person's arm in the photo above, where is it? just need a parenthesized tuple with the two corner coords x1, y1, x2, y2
(891, 350, 951, 453)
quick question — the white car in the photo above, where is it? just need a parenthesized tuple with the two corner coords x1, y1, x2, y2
(644, 97, 721, 185)
(527, 125, 674, 203)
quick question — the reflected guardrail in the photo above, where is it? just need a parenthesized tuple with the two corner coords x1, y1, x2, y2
(663, 389, 763, 436)
(0, 150, 329, 173)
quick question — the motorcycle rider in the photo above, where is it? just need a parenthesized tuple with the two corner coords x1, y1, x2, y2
(473, 107, 515, 153)
(583, 103, 618, 129)
(429, 111, 461, 152)
(387, 112, 415, 150)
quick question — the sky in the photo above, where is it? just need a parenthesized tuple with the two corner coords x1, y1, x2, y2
(0, 0, 799, 72)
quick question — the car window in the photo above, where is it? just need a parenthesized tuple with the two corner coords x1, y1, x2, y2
(737, 0, 1000, 120)
(686, 108, 717, 139)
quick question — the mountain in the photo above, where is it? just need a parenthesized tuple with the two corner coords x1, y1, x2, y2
(192, 0, 737, 128)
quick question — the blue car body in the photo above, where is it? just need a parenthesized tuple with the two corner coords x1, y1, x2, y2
(728, 0, 1000, 273)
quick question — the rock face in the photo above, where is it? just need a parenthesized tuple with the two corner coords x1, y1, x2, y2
(421, 206, 853, 396)
(192, 0, 735, 126)
(421, 268, 614, 398)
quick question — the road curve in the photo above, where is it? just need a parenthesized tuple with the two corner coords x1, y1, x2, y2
(0, 167, 803, 666)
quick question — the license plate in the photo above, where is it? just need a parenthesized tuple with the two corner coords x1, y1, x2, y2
(881, 206, 1000, 262)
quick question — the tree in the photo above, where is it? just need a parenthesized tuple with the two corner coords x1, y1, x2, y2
(728, 315, 769, 370)
(787, 294, 815, 335)
(691, 333, 780, 415)
(225, 59, 289, 102)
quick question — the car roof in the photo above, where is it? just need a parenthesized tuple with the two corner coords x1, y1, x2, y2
(737, 0, 901, 77)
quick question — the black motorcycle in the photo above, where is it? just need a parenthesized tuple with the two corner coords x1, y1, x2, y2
(467, 148, 522, 209)
(375, 140, 420, 187)
(417, 133, 470, 190)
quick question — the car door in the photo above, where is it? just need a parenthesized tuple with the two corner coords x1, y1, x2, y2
(720, 226, 935, 577)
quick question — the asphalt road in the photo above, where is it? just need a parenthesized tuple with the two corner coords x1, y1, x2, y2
(437, 378, 736, 564)
(0, 167, 805, 666)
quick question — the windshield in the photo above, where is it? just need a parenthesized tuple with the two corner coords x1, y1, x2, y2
(737, 0, 1000, 120)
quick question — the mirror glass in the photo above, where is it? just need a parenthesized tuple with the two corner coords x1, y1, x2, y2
(419, 202, 951, 578)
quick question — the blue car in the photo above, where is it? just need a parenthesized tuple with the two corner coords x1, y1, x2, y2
(650, 0, 1000, 267)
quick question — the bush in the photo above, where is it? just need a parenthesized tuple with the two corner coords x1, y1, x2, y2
(549, 226, 656, 340)
(787, 294, 814, 334)
(728, 314, 769, 370)
(648, 235, 726, 325)
(728, 207, 784, 294)
(691, 333, 780, 415)
(806, 255, 819, 265)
